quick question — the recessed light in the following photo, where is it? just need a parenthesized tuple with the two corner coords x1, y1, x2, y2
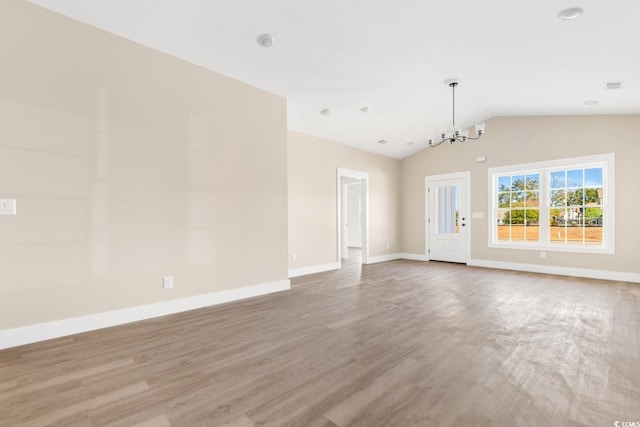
(378, 139, 388, 145)
(583, 100, 599, 106)
(604, 81, 624, 90)
(557, 7, 584, 21)
(360, 107, 369, 113)
(320, 108, 331, 116)
(256, 33, 275, 48)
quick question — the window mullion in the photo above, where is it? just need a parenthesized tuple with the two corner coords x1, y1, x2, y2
(539, 170, 550, 245)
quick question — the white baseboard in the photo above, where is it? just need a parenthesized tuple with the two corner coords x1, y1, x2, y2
(468, 259, 640, 283)
(288, 262, 339, 278)
(397, 253, 430, 262)
(0, 279, 290, 350)
(366, 254, 402, 264)
(367, 253, 430, 263)
(290, 255, 407, 273)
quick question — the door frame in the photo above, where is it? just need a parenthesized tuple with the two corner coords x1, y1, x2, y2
(337, 168, 369, 267)
(425, 171, 471, 263)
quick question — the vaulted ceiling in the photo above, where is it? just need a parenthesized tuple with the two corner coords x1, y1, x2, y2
(29, 0, 640, 159)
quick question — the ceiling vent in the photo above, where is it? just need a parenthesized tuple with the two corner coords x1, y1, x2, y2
(605, 81, 624, 90)
(377, 139, 388, 145)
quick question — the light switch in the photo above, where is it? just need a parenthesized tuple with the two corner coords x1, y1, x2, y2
(0, 199, 16, 216)
(163, 276, 174, 289)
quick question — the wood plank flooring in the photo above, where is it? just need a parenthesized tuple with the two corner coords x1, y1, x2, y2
(1, 254, 639, 426)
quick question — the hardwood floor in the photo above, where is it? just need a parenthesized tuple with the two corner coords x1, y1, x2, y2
(1, 256, 639, 426)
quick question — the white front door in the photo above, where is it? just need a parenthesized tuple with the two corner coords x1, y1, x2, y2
(427, 174, 469, 263)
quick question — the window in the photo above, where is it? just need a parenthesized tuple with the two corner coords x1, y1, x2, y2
(489, 153, 614, 254)
(497, 173, 540, 242)
(549, 167, 603, 246)
(436, 184, 459, 235)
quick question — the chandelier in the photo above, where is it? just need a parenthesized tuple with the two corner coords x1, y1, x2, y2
(428, 82, 485, 147)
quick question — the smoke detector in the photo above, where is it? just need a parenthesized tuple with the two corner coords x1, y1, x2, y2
(256, 34, 275, 48)
(557, 8, 584, 21)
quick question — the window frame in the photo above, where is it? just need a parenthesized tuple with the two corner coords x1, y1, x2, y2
(488, 153, 615, 254)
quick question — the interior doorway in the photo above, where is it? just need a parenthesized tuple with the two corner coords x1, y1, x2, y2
(346, 182, 363, 249)
(425, 171, 470, 264)
(337, 168, 369, 267)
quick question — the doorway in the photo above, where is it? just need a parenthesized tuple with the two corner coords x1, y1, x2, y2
(426, 171, 470, 263)
(345, 181, 363, 250)
(337, 168, 369, 267)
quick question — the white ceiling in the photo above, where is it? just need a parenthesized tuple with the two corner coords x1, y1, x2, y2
(29, 0, 640, 159)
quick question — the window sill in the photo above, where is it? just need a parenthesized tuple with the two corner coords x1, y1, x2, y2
(488, 242, 614, 255)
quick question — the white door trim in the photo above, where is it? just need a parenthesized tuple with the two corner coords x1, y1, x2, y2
(341, 181, 349, 259)
(337, 168, 369, 267)
(425, 171, 471, 263)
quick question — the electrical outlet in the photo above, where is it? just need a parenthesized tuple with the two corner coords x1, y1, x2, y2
(539, 251, 546, 259)
(291, 253, 297, 263)
(386, 243, 390, 250)
(0, 199, 16, 216)
(163, 276, 174, 289)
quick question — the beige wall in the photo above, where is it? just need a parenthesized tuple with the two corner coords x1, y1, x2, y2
(401, 115, 640, 274)
(2, 2, 637, 335)
(0, 1, 288, 330)
(288, 131, 400, 269)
